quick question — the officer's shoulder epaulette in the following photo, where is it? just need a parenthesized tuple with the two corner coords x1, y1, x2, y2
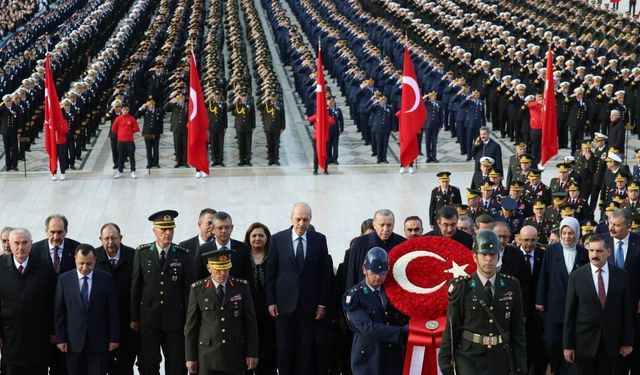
(231, 276, 248, 284)
(191, 279, 207, 288)
(136, 243, 153, 251)
(343, 284, 364, 307)
(175, 244, 189, 253)
(432, 186, 440, 192)
(447, 275, 469, 300)
(451, 185, 460, 191)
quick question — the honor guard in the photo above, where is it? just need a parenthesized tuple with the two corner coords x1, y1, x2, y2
(185, 248, 259, 375)
(207, 91, 228, 167)
(131, 210, 193, 375)
(429, 171, 462, 226)
(343, 247, 409, 374)
(439, 230, 527, 375)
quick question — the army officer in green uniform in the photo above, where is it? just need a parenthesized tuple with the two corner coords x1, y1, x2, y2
(185, 248, 258, 375)
(130, 210, 193, 375)
(438, 230, 527, 375)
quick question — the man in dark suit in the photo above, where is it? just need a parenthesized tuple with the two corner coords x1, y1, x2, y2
(424, 206, 474, 250)
(192, 211, 251, 281)
(536, 219, 589, 374)
(130, 210, 193, 375)
(31, 214, 80, 275)
(30, 214, 80, 375)
(472, 126, 503, 173)
(519, 225, 547, 375)
(265, 202, 333, 375)
(0, 228, 56, 375)
(494, 221, 531, 297)
(563, 234, 634, 375)
(604, 208, 640, 375)
(55, 244, 120, 375)
(346, 209, 405, 289)
(185, 249, 259, 374)
(178, 208, 216, 262)
(95, 223, 139, 375)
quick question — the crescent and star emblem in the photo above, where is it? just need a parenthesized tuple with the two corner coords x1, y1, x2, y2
(392, 250, 469, 294)
(401, 76, 420, 113)
(189, 88, 197, 121)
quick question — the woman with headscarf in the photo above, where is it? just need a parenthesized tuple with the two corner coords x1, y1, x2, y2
(535, 217, 589, 375)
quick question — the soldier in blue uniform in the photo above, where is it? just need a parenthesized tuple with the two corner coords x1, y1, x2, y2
(439, 231, 527, 375)
(368, 95, 393, 164)
(424, 91, 443, 163)
(343, 247, 408, 375)
(462, 90, 487, 159)
(497, 197, 524, 235)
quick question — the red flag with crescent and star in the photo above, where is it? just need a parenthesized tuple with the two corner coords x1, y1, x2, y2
(187, 51, 210, 175)
(398, 48, 426, 167)
(44, 54, 64, 175)
(541, 47, 558, 166)
(312, 46, 331, 172)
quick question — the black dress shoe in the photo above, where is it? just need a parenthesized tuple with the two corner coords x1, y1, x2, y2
(238, 162, 245, 166)
(145, 165, 151, 169)
(246, 162, 252, 166)
(364, 142, 370, 146)
(174, 164, 181, 168)
(219, 163, 226, 167)
(268, 161, 274, 166)
(432, 159, 439, 163)
(371, 153, 377, 157)
(334, 161, 339, 165)
(275, 161, 280, 166)
(313, 170, 318, 175)
(323, 170, 329, 175)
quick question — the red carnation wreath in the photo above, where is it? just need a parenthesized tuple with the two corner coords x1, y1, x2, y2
(385, 236, 477, 320)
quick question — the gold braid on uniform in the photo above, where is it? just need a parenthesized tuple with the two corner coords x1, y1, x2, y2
(209, 101, 218, 115)
(265, 102, 275, 117)
(235, 101, 246, 115)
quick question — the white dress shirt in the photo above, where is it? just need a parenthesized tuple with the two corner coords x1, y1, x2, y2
(215, 239, 231, 250)
(291, 230, 307, 258)
(49, 241, 64, 263)
(476, 272, 497, 296)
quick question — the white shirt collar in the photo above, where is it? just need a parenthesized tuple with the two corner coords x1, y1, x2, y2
(212, 278, 226, 290)
(49, 241, 64, 251)
(76, 269, 93, 280)
(215, 239, 231, 249)
(291, 229, 307, 242)
(107, 248, 121, 262)
(13, 256, 29, 270)
(198, 235, 209, 246)
(476, 272, 497, 286)
(590, 262, 609, 275)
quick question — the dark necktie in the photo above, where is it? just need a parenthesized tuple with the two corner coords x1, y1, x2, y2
(485, 201, 489, 209)
(159, 250, 166, 268)
(217, 284, 225, 304)
(109, 258, 117, 269)
(616, 241, 624, 268)
(524, 254, 533, 274)
(81, 276, 89, 309)
(374, 289, 385, 308)
(296, 237, 304, 270)
(17, 265, 23, 275)
(597, 269, 606, 308)
(53, 246, 61, 273)
(485, 280, 493, 304)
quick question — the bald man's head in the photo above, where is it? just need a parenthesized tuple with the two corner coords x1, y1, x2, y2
(519, 225, 538, 252)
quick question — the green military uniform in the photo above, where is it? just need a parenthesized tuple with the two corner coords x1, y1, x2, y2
(522, 216, 552, 245)
(429, 172, 462, 226)
(131, 211, 193, 375)
(185, 276, 258, 374)
(439, 231, 527, 375)
(439, 272, 527, 375)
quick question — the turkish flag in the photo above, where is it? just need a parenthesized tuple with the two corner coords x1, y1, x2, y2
(541, 47, 558, 166)
(44, 55, 64, 175)
(187, 52, 209, 175)
(312, 48, 330, 172)
(397, 48, 426, 167)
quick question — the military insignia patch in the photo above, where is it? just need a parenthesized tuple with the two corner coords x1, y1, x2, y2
(345, 295, 352, 305)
